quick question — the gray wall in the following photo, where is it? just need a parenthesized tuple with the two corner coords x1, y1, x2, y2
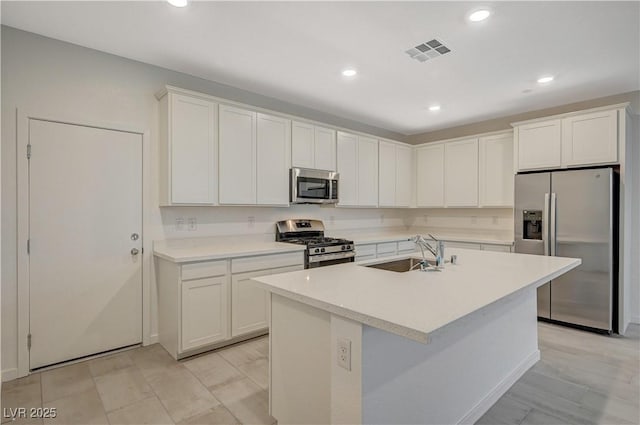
(0, 26, 406, 378)
(407, 91, 640, 144)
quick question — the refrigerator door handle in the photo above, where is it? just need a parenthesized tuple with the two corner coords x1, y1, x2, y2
(550, 193, 557, 256)
(543, 193, 550, 256)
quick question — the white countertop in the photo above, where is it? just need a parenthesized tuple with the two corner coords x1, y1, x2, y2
(252, 249, 580, 343)
(153, 235, 306, 263)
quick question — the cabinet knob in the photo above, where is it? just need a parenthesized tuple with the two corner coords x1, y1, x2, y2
(131, 248, 140, 256)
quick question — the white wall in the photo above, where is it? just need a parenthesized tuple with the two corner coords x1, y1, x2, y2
(0, 26, 407, 378)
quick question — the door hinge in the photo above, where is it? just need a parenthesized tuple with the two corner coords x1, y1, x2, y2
(27, 144, 31, 159)
(27, 334, 32, 351)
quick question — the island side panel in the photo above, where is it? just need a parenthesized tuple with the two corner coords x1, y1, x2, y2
(270, 293, 332, 424)
(361, 288, 540, 425)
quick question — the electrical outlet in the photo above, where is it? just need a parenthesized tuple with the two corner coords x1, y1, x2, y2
(380, 214, 385, 224)
(337, 337, 351, 371)
(423, 214, 428, 224)
(471, 216, 478, 225)
(187, 217, 197, 231)
(492, 216, 498, 225)
(248, 216, 255, 228)
(175, 217, 184, 231)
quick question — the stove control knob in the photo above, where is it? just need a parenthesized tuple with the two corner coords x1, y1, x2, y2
(314, 248, 320, 253)
(346, 245, 351, 250)
(341, 245, 346, 251)
(321, 248, 326, 253)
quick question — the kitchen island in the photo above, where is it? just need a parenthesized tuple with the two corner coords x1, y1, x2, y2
(251, 248, 580, 424)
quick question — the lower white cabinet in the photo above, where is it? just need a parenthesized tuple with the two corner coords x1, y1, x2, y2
(231, 264, 303, 338)
(182, 275, 229, 351)
(156, 251, 303, 359)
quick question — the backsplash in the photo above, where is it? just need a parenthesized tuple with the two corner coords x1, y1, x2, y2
(158, 205, 411, 239)
(157, 205, 514, 240)
(406, 208, 514, 232)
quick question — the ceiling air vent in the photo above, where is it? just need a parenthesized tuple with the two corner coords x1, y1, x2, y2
(405, 39, 451, 62)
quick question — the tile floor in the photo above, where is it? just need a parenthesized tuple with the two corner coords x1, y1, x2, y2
(2, 324, 639, 425)
(1, 337, 271, 425)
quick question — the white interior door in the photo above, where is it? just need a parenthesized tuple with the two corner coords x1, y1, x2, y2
(29, 119, 142, 369)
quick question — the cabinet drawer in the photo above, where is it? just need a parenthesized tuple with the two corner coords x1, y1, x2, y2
(377, 242, 397, 255)
(481, 244, 512, 253)
(445, 241, 481, 250)
(355, 244, 376, 257)
(232, 252, 304, 273)
(355, 254, 376, 262)
(397, 240, 416, 252)
(182, 260, 228, 281)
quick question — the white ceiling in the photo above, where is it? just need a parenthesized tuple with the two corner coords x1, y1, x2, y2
(2, 1, 639, 135)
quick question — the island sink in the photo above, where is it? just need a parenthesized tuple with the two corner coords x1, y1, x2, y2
(364, 257, 433, 272)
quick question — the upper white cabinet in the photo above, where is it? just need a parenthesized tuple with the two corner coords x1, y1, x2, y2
(444, 138, 478, 207)
(158, 90, 217, 206)
(257, 113, 291, 205)
(515, 119, 562, 171)
(514, 106, 620, 171)
(561, 109, 617, 166)
(479, 133, 514, 207)
(219, 105, 290, 206)
(416, 144, 445, 208)
(219, 104, 257, 204)
(337, 132, 378, 207)
(379, 142, 412, 207)
(291, 121, 336, 171)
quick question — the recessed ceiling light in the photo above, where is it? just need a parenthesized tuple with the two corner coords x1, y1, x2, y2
(429, 105, 441, 112)
(167, 0, 188, 7)
(537, 76, 554, 84)
(342, 69, 357, 77)
(469, 9, 491, 22)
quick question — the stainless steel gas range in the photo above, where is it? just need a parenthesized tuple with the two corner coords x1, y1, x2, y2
(276, 219, 355, 269)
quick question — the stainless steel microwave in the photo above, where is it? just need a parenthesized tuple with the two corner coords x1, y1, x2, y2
(290, 167, 339, 204)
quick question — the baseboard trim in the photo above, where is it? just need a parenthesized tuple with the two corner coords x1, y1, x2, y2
(458, 350, 540, 425)
(147, 333, 159, 345)
(2, 368, 18, 382)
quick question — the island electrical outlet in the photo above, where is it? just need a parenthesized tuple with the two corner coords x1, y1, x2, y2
(337, 337, 351, 371)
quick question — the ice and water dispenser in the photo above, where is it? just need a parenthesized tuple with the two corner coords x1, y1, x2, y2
(523, 210, 543, 240)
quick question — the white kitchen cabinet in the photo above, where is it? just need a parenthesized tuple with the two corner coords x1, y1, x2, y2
(561, 109, 618, 166)
(444, 138, 478, 207)
(219, 106, 290, 205)
(515, 119, 562, 171)
(231, 254, 303, 338)
(480, 244, 512, 253)
(158, 90, 217, 206)
(396, 145, 413, 207)
(354, 243, 377, 262)
(182, 275, 229, 351)
(479, 133, 514, 207)
(416, 144, 445, 207)
(292, 121, 336, 171)
(219, 104, 257, 204)
(291, 121, 315, 169)
(337, 132, 358, 206)
(378, 142, 396, 207)
(444, 241, 481, 250)
(379, 142, 412, 207)
(257, 113, 291, 206)
(358, 136, 379, 207)
(315, 126, 337, 171)
(337, 132, 378, 207)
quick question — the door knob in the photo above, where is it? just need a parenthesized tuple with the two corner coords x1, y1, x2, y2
(131, 248, 139, 256)
(131, 233, 139, 241)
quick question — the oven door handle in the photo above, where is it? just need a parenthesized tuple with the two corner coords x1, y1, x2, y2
(307, 251, 355, 263)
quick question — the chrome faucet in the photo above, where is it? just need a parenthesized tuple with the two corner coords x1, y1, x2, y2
(412, 234, 445, 270)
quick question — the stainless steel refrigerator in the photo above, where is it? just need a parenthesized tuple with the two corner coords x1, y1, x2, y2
(514, 167, 618, 333)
